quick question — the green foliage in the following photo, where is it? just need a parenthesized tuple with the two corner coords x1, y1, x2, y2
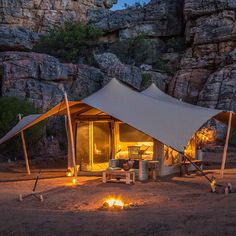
(141, 73, 153, 89)
(0, 97, 44, 159)
(109, 33, 149, 64)
(129, 33, 147, 50)
(166, 37, 186, 52)
(34, 22, 103, 63)
(153, 54, 177, 76)
(154, 55, 169, 71)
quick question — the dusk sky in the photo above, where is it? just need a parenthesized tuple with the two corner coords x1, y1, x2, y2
(111, 0, 149, 10)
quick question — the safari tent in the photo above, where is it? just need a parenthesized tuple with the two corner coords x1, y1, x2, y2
(0, 78, 235, 178)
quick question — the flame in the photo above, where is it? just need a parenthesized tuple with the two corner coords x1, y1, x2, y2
(66, 172, 72, 177)
(103, 198, 124, 209)
(72, 178, 78, 185)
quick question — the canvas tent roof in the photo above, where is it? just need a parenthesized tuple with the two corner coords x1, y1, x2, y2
(0, 101, 82, 145)
(0, 78, 226, 152)
(142, 83, 236, 129)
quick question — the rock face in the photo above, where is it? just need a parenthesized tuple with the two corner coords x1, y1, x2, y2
(1, 0, 236, 156)
(88, 0, 184, 39)
(0, 51, 171, 113)
(198, 64, 236, 111)
(94, 53, 143, 89)
(0, 51, 105, 111)
(0, 51, 159, 111)
(0, 0, 116, 33)
(0, 25, 39, 51)
(168, 0, 236, 110)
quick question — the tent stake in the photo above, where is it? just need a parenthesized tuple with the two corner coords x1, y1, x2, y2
(220, 111, 233, 178)
(64, 92, 78, 182)
(18, 114, 31, 175)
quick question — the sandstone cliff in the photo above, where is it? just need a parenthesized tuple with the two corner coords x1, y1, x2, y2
(0, 0, 235, 155)
(169, 0, 236, 111)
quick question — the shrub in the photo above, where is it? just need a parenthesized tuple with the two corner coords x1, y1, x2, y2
(166, 37, 186, 52)
(34, 22, 103, 63)
(0, 97, 44, 159)
(141, 73, 153, 89)
(154, 56, 168, 71)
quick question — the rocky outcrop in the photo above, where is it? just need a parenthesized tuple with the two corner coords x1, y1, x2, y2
(0, 0, 116, 33)
(0, 25, 39, 51)
(184, 0, 236, 20)
(198, 64, 236, 110)
(0, 51, 105, 111)
(1, 0, 236, 155)
(168, 0, 236, 109)
(0, 51, 171, 112)
(141, 71, 171, 91)
(94, 53, 143, 89)
(88, 0, 184, 39)
(168, 69, 210, 104)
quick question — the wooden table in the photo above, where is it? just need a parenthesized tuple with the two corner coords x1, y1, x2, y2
(102, 169, 135, 184)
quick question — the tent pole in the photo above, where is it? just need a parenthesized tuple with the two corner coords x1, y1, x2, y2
(64, 92, 78, 182)
(18, 114, 31, 175)
(220, 111, 233, 178)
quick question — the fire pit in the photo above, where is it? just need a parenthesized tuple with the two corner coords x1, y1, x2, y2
(102, 198, 124, 210)
(102, 197, 138, 210)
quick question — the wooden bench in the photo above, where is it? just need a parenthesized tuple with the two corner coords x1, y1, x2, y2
(102, 169, 135, 184)
(179, 160, 203, 176)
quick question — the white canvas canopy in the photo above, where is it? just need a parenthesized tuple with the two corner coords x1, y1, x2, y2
(0, 101, 81, 145)
(142, 83, 236, 130)
(0, 78, 224, 152)
(141, 83, 236, 177)
(0, 114, 41, 145)
(83, 78, 222, 152)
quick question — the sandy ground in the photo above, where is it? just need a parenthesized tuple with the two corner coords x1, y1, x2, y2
(0, 167, 236, 236)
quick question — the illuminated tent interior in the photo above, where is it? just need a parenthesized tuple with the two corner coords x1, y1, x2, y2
(0, 78, 235, 176)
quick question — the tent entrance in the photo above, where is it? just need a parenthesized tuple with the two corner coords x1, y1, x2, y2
(76, 121, 111, 171)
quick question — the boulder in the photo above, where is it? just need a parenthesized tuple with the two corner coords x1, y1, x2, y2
(198, 64, 236, 111)
(0, 51, 106, 111)
(168, 69, 211, 104)
(94, 53, 143, 89)
(88, 0, 184, 37)
(0, 25, 39, 51)
(141, 71, 171, 91)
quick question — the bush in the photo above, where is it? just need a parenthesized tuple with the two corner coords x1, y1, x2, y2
(166, 37, 186, 52)
(0, 97, 44, 159)
(34, 22, 103, 63)
(154, 56, 169, 71)
(141, 73, 153, 89)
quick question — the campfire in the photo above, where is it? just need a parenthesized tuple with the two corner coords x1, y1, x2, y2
(102, 198, 125, 210)
(102, 197, 138, 210)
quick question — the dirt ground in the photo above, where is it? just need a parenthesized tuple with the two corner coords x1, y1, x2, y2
(0, 166, 236, 236)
